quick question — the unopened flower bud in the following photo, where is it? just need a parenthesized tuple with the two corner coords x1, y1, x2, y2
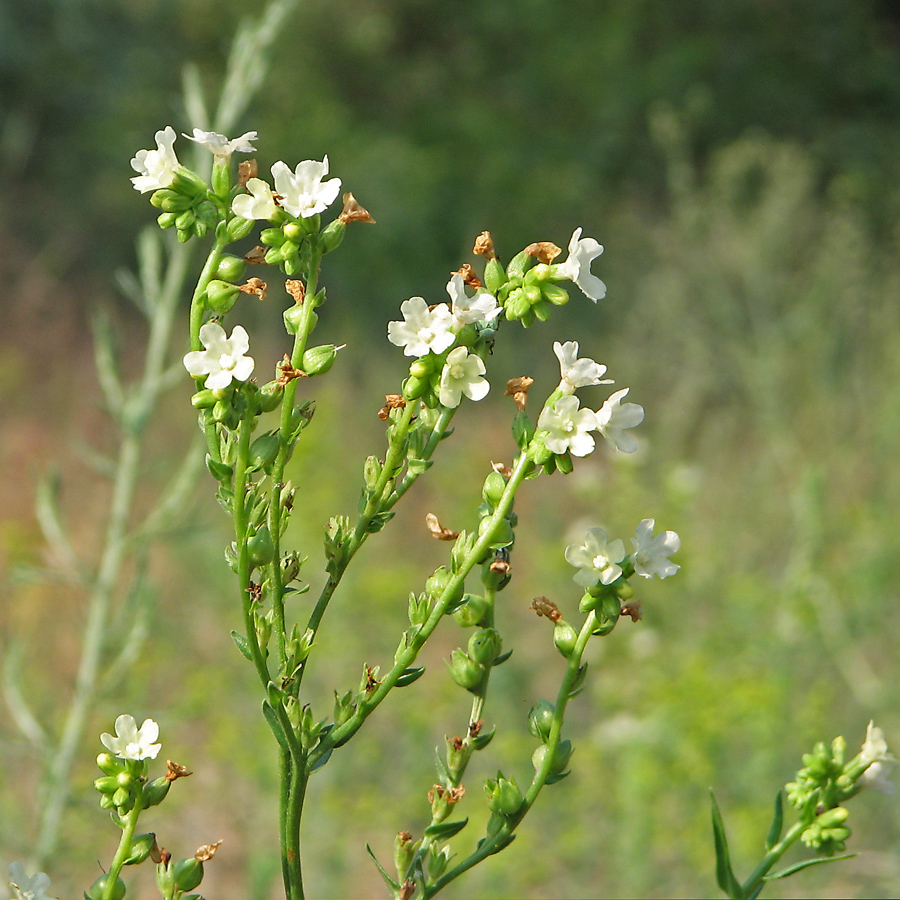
(448, 648, 485, 691)
(541, 282, 570, 306)
(553, 620, 579, 658)
(96, 752, 122, 775)
(484, 772, 523, 816)
(321, 217, 346, 252)
(527, 700, 556, 743)
(226, 215, 255, 241)
(816, 806, 850, 828)
(302, 344, 343, 376)
(94, 775, 119, 794)
(483, 258, 506, 293)
(142, 776, 171, 808)
(112, 785, 132, 809)
(468, 627, 502, 665)
(452, 593, 490, 628)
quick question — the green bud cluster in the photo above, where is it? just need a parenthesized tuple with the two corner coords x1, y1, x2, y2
(786, 736, 856, 812)
(259, 216, 320, 275)
(150, 169, 217, 243)
(484, 771, 524, 816)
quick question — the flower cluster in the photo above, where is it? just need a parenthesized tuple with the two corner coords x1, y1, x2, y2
(100, 714, 162, 761)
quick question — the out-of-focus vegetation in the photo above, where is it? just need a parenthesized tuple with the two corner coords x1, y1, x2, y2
(2, 1, 900, 897)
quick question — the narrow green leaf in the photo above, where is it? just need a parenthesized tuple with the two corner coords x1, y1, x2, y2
(365, 843, 400, 893)
(765, 853, 857, 881)
(710, 789, 744, 899)
(261, 700, 291, 752)
(434, 746, 452, 786)
(309, 746, 333, 773)
(424, 818, 468, 840)
(395, 666, 426, 687)
(764, 789, 784, 851)
(470, 726, 495, 751)
(230, 630, 253, 661)
(545, 770, 571, 785)
(406, 458, 434, 476)
(492, 649, 513, 666)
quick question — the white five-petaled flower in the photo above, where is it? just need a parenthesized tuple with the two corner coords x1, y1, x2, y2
(553, 341, 613, 394)
(184, 128, 257, 160)
(100, 714, 161, 761)
(565, 527, 626, 587)
(439, 346, 490, 408)
(387, 297, 456, 357)
(631, 519, 681, 579)
(596, 388, 644, 452)
(183, 322, 255, 390)
(859, 721, 896, 794)
(446, 272, 501, 330)
(130, 126, 180, 193)
(232, 177, 279, 220)
(8, 862, 58, 900)
(271, 157, 341, 218)
(537, 395, 598, 457)
(554, 227, 607, 302)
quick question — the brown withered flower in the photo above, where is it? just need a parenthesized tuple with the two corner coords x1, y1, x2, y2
(531, 596, 562, 622)
(195, 840, 223, 862)
(505, 376, 534, 411)
(338, 192, 375, 224)
(285, 279, 306, 305)
(377, 394, 407, 420)
(425, 512, 458, 541)
(620, 600, 643, 622)
(239, 277, 267, 301)
(455, 263, 482, 288)
(244, 245, 268, 265)
(277, 354, 306, 386)
(165, 760, 193, 782)
(238, 159, 258, 187)
(524, 241, 562, 264)
(473, 231, 496, 260)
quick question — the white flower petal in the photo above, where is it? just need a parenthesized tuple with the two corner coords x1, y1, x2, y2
(271, 156, 341, 218)
(130, 126, 180, 193)
(184, 323, 255, 389)
(554, 227, 607, 301)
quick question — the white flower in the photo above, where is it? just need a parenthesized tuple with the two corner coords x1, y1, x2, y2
(596, 388, 644, 452)
(130, 126, 180, 193)
(860, 760, 896, 794)
(183, 322, 255, 390)
(537, 395, 598, 457)
(631, 519, 680, 579)
(554, 227, 607, 301)
(271, 157, 341, 218)
(446, 272, 501, 330)
(387, 297, 456, 357)
(232, 177, 278, 220)
(184, 128, 257, 160)
(438, 346, 490, 408)
(860, 723, 897, 793)
(100, 714, 161, 761)
(553, 341, 613, 394)
(565, 527, 626, 587)
(8, 862, 57, 900)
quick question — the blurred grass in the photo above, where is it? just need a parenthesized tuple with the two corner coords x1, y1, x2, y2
(2, 1, 900, 897)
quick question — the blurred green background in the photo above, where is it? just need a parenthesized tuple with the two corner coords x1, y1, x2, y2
(2, 0, 900, 897)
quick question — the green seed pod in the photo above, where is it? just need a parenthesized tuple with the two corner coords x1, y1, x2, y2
(532, 738, 573, 777)
(85, 873, 126, 900)
(481, 471, 507, 507)
(468, 627, 502, 665)
(215, 254, 247, 283)
(283, 304, 306, 336)
(321, 217, 346, 252)
(173, 857, 204, 892)
(452, 593, 490, 628)
(483, 257, 507, 294)
(248, 433, 280, 471)
(257, 381, 284, 413)
(141, 776, 171, 809)
(447, 648, 485, 691)
(528, 700, 555, 743)
(302, 344, 341, 376)
(123, 832, 157, 865)
(425, 565, 453, 599)
(484, 772, 524, 816)
(205, 279, 241, 314)
(247, 525, 275, 569)
(553, 620, 579, 658)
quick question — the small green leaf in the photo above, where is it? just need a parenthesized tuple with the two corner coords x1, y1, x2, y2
(395, 666, 426, 687)
(434, 746, 452, 786)
(424, 818, 468, 840)
(710, 789, 744, 899)
(365, 843, 400, 893)
(471, 726, 496, 751)
(764, 789, 784, 851)
(545, 770, 571, 785)
(765, 853, 857, 881)
(261, 700, 291, 752)
(230, 630, 253, 661)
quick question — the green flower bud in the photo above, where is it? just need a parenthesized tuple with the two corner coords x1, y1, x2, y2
(447, 648, 485, 691)
(402, 374, 428, 401)
(248, 433, 280, 472)
(409, 357, 434, 379)
(94, 775, 119, 794)
(283, 222, 304, 242)
(255, 610, 273, 650)
(816, 806, 850, 828)
(211, 160, 231, 198)
(97, 752, 123, 775)
(554, 450, 574, 474)
(394, 831, 417, 881)
(553, 620, 579, 658)
(616, 580, 634, 600)
(215, 254, 247, 283)
(452, 593, 490, 628)
(541, 283, 570, 306)
(484, 772, 524, 816)
(112, 785, 132, 810)
(226, 215, 255, 242)
(157, 191, 192, 213)
(504, 288, 531, 321)
(123, 832, 157, 865)
(247, 525, 275, 569)
(257, 381, 284, 413)
(260, 227, 284, 246)
(528, 700, 555, 743)
(302, 344, 342, 376)
(481, 471, 507, 507)
(142, 776, 171, 809)
(483, 257, 507, 293)
(321, 217, 346, 252)
(99, 793, 116, 810)
(532, 739, 573, 777)
(173, 857, 204, 892)
(157, 211, 178, 229)
(468, 627, 502, 665)
(85, 873, 126, 900)
(175, 209, 195, 232)
(507, 249, 533, 280)
(191, 389, 218, 410)
(527, 262, 552, 283)
(205, 279, 241, 314)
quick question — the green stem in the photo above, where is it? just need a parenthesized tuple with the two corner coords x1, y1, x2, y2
(740, 820, 807, 898)
(103, 793, 146, 900)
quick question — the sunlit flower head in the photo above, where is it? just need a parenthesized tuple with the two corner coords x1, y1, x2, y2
(565, 527, 626, 587)
(185, 128, 257, 160)
(130, 126, 180, 193)
(860, 722, 896, 794)
(537, 395, 597, 457)
(232, 177, 278, 220)
(387, 297, 456, 357)
(183, 322, 255, 390)
(631, 519, 680, 579)
(8, 863, 57, 900)
(271, 156, 341, 218)
(100, 714, 161, 761)
(446, 272, 501, 330)
(554, 227, 607, 302)
(553, 341, 613, 394)
(596, 388, 644, 452)
(439, 346, 490, 408)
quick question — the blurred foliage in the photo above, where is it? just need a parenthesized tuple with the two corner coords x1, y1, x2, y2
(2, 0, 900, 898)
